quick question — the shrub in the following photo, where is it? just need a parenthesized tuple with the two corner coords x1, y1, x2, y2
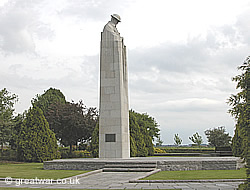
(59, 149, 91, 158)
(0, 149, 17, 161)
(162, 147, 214, 153)
(17, 106, 60, 162)
(154, 147, 166, 154)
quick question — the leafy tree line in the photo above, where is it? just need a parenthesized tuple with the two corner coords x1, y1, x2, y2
(32, 88, 98, 154)
(1, 87, 160, 161)
(0, 88, 98, 162)
(173, 126, 231, 147)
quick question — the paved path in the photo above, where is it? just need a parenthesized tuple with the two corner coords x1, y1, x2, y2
(0, 171, 245, 189)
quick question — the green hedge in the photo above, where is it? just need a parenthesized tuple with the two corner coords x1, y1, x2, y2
(0, 148, 92, 161)
(59, 149, 92, 158)
(0, 149, 17, 161)
(160, 147, 215, 153)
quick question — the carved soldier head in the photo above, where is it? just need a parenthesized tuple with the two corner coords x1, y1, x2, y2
(111, 14, 121, 25)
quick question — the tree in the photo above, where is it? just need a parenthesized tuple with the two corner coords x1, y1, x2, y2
(130, 110, 159, 156)
(0, 88, 18, 152)
(129, 111, 148, 156)
(174, 134, 182, 146)
(46, 100, 97, 153)
(132, 111, 160, 141)
(228, 56, 249, 158)
(230, 126, 244, 156)
(17, 106, 59, 162)
(189, 132, 203, 146)
(155, 136, 163, 147)
(32, 87, 66, 117)
(227, 56, 249, 187)
(89, 121, 99, 157)
(204, 126, 231, 147)
(9, 112, 26, 150)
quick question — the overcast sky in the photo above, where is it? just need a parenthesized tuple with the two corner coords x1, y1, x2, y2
(0, 0, 249, 144)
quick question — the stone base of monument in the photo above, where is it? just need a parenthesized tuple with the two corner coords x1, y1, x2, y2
(102, 162, 156, 172)
(43, 157, 243, 171)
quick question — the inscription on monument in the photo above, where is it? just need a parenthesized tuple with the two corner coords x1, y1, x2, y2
(105, 134, 116, 142)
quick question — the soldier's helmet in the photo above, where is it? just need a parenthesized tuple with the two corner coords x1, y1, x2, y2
(111, 14, 121, 22)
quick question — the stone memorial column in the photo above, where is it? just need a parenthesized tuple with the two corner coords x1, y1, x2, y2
(99, 14, 130, 158)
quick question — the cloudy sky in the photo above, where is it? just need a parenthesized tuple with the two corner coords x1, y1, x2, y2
(0, 0, 249, 144)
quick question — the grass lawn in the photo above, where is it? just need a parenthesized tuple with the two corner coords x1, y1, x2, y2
(143, 168, 247, 180)
(0, 163, 89, 179)
(0, 188, 179, 190)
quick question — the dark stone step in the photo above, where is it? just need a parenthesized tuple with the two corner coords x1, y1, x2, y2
(216, 151, 233, 156)
(104, 161, 157, 165)
(102, 168, 155, 172)
(104, 164, 156, 168)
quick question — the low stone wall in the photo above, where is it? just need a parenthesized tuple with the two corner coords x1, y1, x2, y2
(156, 161, 201, 171)
(44, 161, 106, 170)
(201, 161, 236, 170)
(44, 157, 241, 171)
(156, 160, 236, 171)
